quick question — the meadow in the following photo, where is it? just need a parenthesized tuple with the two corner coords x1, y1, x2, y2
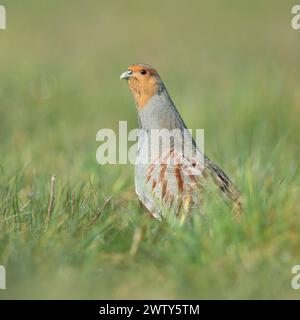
(0, 0, 299, 299)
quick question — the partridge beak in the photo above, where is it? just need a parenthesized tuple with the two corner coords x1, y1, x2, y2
(120, 70, 133, 80)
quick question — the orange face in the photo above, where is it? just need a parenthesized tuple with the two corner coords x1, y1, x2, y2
(120, 64, 161, 109)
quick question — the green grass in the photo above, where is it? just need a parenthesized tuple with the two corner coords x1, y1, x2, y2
(0, 0, 300, 299)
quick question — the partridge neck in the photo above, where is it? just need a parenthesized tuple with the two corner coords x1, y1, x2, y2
(137, 89, 185, 130)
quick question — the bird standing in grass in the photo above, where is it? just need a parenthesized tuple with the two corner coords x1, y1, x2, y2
(120, 63, 242, 220)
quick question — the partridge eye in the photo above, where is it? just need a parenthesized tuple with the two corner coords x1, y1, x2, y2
(140, 70, 147, 75)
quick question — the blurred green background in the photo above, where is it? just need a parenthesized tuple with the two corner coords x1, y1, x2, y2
(0, 0, 299, 299)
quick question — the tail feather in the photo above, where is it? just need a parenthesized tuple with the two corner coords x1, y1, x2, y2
(205, 157, 243, 219)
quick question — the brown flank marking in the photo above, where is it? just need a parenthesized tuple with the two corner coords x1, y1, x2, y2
(162, 179, 168, 199)
(152, 180, 157, 190)
(175, 165, 184, 193)
(159, 164, 168, 199)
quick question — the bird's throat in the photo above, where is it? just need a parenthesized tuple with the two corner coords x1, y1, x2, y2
(128, 78, 158, 110)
